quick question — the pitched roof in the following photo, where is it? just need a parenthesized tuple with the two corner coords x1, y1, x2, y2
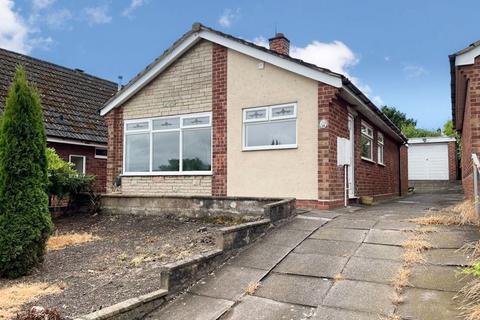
(0, 48, 117, 144)
(101, 23, 407, 143)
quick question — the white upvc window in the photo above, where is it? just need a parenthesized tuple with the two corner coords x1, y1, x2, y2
(123, 112, 212, 175)
(243, 103, 297, 151)
(377, 132, 384, 165)
(69, 155, 86, 174)
(361, 122, 374, 161)
(95, 147, 107, 159)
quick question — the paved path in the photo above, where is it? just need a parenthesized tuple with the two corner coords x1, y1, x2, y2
(146, 191, 479, 320)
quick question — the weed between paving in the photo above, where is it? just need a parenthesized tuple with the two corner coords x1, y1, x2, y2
(0, 213, 233, 318)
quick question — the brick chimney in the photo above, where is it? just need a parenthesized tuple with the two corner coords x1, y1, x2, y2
(269, 32, 290, 55)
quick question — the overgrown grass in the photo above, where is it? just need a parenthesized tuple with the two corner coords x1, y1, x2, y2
(244, 282, 260, 295)
(0, 282, 63, 319)
(411, 200, 479, 226)
(47, 232, 99, 250)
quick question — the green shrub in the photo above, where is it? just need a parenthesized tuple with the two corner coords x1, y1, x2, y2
(0, 66, 53, 278)
(463, 262, 480, 277)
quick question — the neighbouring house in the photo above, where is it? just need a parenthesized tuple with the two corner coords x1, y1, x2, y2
(0, 48, 118, 193)
(408, 137, 457, 190)
(450, 40, 480, 197)
(100, 23, 408, 209)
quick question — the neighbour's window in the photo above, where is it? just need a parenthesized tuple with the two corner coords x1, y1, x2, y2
(69, 155, 86, 174)
(243, 103, 297, 151)
(124, 112, 212, 174)
(95, 148, 107, 159)
(361, 122, 373, 161)
(378, 133, 384, 165)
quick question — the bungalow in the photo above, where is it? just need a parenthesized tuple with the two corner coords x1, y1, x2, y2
(450, 40, 480, 197)
(0, 48, 117, 193)
(100, 23, 408, 209)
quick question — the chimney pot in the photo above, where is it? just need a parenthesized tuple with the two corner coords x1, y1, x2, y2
(269, 32, 290, 55)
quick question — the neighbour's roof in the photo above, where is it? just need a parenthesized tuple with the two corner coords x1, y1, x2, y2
(101, 23, 407, 143)
(0, 48, 117, 144)
(449, 39, 480, 129)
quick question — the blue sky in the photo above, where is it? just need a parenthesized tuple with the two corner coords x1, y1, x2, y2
(1, 0, 479, 129)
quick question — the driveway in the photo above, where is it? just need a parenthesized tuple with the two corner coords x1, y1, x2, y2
(146, 191, 478, 320)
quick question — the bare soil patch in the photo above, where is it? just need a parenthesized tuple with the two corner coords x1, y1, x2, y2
(0, 213, 225, 318)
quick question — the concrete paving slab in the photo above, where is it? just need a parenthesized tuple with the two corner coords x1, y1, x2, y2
(301, 210, 342, 219)
(342, 256, 402, 284)
(229, 242, 292, 270)
(310, 228, 368, 243)
(145, 293, 233, 320)
(364, 229, 409, 246)
(374, 220, 417, 231)
(274, 253, 348, 278)
(190, 266, 267, 300)
(425, 248, 472, 266)
(222, 295, 315, 320)
(322, 280, 395, 315)
(311, 306, 377, 320)
(354, 243, 403, 261)
(428, 231, 480, 249)
(283, 217, 329, 231)
(398, 288, 460, 320)
(255, 273, 332, 307)
(409, 264, 470, 292)
(324, 219, 377, 230)
(261, 228, 311, 247)
(294, 239, 359, 257)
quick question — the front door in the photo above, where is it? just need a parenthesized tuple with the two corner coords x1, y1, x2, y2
(347, 114, 355, 198)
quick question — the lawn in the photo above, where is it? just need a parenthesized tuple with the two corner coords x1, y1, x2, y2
(0, 213, 223, 319)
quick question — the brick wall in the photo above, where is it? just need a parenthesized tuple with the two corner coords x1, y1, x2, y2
(48, 142, 107, 193)
(312, 82, 405, 209)
(104, 106, 123, 193)
(211, 44, 228, 196)
(448, 141, 457, 181)
(121, 176, 211, 195)
(354, 115, 401, 199)
(122, 41, 213, 120)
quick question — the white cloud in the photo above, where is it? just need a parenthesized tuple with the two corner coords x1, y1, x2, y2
(403, 64, 428, 78)
(33, 0, 55, 10)
(372, 96, 385, 106)
(290, 40, 359, 75)
(45, 8, 72, 30)
(122, 0, 146, 17)
(218, 8, 240, 28)
(83, 5, 112, 26)
(0, 0, 30, 53)
(253, 36, 268, 48)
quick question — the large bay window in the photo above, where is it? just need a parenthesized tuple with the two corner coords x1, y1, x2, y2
(243, 103, 297, 151)
(361, 122, 373, 161)
(124, 112, 212, 175)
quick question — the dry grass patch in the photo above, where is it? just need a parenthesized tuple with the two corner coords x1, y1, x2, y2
(47, 232, 99, 250)
(333, 273, 345, 282)
(244, 282, 260, 295)
(402, 249, 426, 265)
(0, 282, 63, 319)
(402, 235, 432, 252)
(410, 200, 479, 227)
(392, 266, 411, 293)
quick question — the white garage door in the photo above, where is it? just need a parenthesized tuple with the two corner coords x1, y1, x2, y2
(408, 143, 449, 180)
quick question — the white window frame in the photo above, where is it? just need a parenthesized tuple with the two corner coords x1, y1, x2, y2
(361, 121, 374, 161)
(94, 147, 108, 159)
(242, 103, 297, 151)
(377, 132, 384, 165)
(69, 155, 86, 174)
(123, 112, 212, 176)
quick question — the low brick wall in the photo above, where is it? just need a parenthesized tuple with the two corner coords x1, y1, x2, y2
(101, 194, 295, 221)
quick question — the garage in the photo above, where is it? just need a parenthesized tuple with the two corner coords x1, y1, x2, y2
(408, 137, 456, 181)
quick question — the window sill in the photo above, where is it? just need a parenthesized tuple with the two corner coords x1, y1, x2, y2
(378, 162, 385, 167)
(122, 171, 212, 177)
(361, 157, 376, 164)
(242, 145, 298, 152)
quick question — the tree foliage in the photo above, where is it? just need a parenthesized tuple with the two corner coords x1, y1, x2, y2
(381, 105, 442, 138)
(0, 66, 53, 278)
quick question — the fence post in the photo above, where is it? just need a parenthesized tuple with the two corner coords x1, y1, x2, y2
(473, 154, 480, 217)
